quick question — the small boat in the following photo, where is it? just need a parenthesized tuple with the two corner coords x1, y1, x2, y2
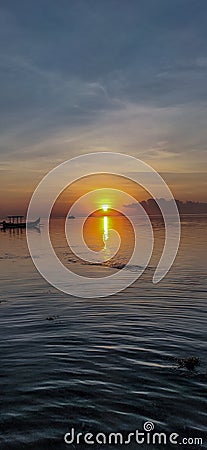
(27, 217, 41, 228)
(1, 216, 40, 230)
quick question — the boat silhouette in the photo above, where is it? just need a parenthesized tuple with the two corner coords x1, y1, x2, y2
(1, 216, 40, 230)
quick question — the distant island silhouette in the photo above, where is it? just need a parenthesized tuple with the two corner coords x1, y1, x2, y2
(125, 199, 207, 215)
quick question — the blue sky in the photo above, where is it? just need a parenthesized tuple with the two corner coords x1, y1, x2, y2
(0, 0, 207, 212)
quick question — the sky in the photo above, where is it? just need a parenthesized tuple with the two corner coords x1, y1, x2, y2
(0, 0, 207, 216)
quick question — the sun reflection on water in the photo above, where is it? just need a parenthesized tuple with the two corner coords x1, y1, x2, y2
(103, 216, 109, 246)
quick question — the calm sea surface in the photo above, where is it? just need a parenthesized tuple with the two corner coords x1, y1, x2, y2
(0, 216, 206, 449)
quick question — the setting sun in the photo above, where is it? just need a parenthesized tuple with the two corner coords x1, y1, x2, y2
(102, 204, 109, 212)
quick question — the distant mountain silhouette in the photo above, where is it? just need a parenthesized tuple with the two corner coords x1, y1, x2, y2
(175, 200, 207, 214)
(126, 199, 207, 215)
